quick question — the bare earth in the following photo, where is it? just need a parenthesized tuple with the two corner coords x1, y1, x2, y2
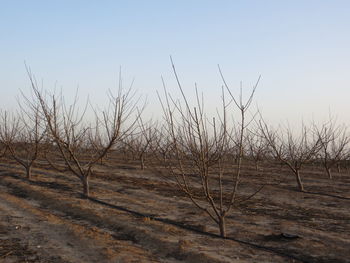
(0, 159, 349, 263)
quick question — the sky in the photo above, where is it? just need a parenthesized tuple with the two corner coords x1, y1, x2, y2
(1, 0, 350, 127)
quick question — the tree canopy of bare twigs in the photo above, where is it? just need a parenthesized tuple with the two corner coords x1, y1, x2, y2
(157, 58, 261, 237)
(123, 118, 158, 170)
(0, 94, 46, 180)
(259, 120, 321, 192)
(315, 119, 349, 179)
(245, 128, 269, 171)
(28, 69, 140, 197)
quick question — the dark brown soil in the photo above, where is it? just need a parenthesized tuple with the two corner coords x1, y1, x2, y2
(0, 159, 349, 263)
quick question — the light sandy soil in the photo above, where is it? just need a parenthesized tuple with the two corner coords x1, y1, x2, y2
(0, 159, 349, 263)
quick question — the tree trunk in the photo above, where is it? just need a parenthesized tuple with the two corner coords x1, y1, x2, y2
(140, 155, 145, 170)
(326, 167, 332, 179)
(255, 161, 259, 171)
(26, 166, 32, 180)
(336, 163, 341, 173)
(295, 169, 304, 192)
(123, 150, 128, 161)
(218, 216, 226, 238)
(82, 176, 90, 197)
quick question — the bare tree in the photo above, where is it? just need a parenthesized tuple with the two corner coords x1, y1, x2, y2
(123, 120, 157, 170)
(153, 125, 174, 163)
(0, 103, 45, 180)
(158, 59, 260, 237)
(29, 71, 139, 197)
(245, 128, 268, 171)
(0, 112, 20, 166)
(260, 121, 320, 192)
(315, 120, 349, 179)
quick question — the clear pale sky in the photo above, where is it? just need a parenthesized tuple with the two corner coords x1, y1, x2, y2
(1, 1, 349, 126)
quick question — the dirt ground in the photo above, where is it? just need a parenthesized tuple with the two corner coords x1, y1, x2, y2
(0, 159, 349, 263)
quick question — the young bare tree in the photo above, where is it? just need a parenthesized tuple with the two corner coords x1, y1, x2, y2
(0, 111, 20, 166)
(245, 128, 268, 171)
(137, 118, 159, 170)
(29, 71, 139, 197)
(123, 121, 156, 170)
(153, 125, 174, 163)
(158, 59, 260, 237)
(315, 120, 349, 179)
(0, 104, 45, 180)
(260, 121, 320, 192)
